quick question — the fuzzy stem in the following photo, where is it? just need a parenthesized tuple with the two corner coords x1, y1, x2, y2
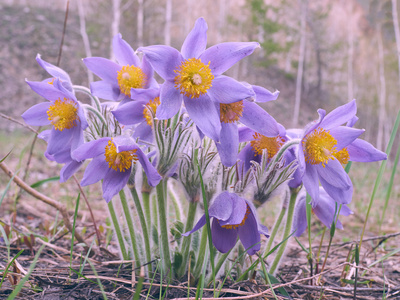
(119, 189, 141, 269)
(156, 179, 171, 275)
(193, 226, 208, 279)
(177, 201, 198, 277)
(108, 200, 128, 260)
(263, 195, 288, 257)
(129, 186, 152, 275)
(269, 188, 298, 274)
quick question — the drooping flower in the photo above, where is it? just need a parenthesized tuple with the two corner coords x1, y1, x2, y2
(292, 187, 353, 237)
(72, 135, 162, 202)
(297, 100, 387, 206)
(22, 78, 88, 181)
(112, 87, 161, 143)
(216, 84, 280, 166)
(138, 18, 259, 141)
(182, 191, 268, 255)
(83, 34, 157, 102)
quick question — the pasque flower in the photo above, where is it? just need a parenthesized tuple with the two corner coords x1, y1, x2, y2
(216, 84, 280, 166)
(182, 191, 268, 255)
(83, 33, 157, 102)
(112, 86, 161, 143)
(138, 18, 259, 141)
(292, 187, 353, 237)
(72, 135, 162, 202)
(298, 100, 387, 206)
(22, 78, 88, 181)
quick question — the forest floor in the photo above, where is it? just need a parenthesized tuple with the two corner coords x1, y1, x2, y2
(0, 131, 400, 299)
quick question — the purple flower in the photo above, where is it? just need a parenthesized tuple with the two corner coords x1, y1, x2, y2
(22, 78, 88, 181)
(237, 123, 287, 173)
(292, 187, 353, 237)
(83, 34, 157, 102)
(138, 18, 259, 141)
(182, 191, 268, 255)
(112, 87, 161, 143)
(298, 100, 387, 206)
(216, 85, 280, 167)
(72, 135, 162, 202)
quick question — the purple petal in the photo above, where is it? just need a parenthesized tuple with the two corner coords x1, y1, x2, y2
(47, 128, 73, 156)
(320, 100, 357, 130)
(135, 147, 162, 187)
(200, 42, 260, 76)
(182, 215, 206, 236)
(36, 54, 72, 84)
(22, 102, 52, 126)
(26, 80, 69, 101)
(329, 126, 364, 150)
(130, 87, 160, 101)
(207, 76, 254, 104)
(292, 196, 307, 237)
(138, 45, 183, 81)
(83, 57, 120, 84)
(209, 191, 234, 221)
(218, 193, 247, 226)
(238, 212, 261, 255)
(112, 33, 140, 66)
(238, 143, 259, 174)
(81, 156, 110, 186)
(347, 139, 387, 162)
(140, 55, 156, 89)
(102, 169, 131, 202)
(181, 17, 208, 59)
(241, 101, 279, 137)
(72, 137, 110, 161)
(90, 81, 121, 101)
(184, 95, 221, 141)
(156, 81, 183, 119)
(133, 121, 153, 142)
(60, 160, 82, 182)
(252, 85, 280, 102)
(303, 164, 320, 206)
(316, 160, 353, 204)
(211, 218, 238, 253)
(238, 127, 256, 143)
(112, 100, 147, 125)
(216, 123, 239, 167)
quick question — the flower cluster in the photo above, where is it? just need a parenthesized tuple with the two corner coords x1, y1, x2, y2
(22, 17, 387, 272)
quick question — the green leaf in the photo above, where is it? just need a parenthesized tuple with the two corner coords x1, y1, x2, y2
(30, 176, 60, 188)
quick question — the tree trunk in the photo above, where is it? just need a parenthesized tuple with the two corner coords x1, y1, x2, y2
(376, 22, 386, 150)
(77, 0, 93, 83)
(165, 0, 172, 46)
(137, 0, 144, 47)
(292, 0, 307, 127)
(347, 3, 354, 101)
(110, 0, 121, 61)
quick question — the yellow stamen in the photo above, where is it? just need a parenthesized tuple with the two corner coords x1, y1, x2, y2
(174, 58, 214, 98)
(117, 65, 147, 97)
(303, 127, 349, 167)
(221, 205, 251, 229)
(47, 98, 79, 131)
(220, 101, 244, 123)
(250, 133, 285, 159)
(104, 139, 138, 172)
(143, 97, 161, 127)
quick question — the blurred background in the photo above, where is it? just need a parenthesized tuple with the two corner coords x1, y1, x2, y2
(1, 0, 399, 152)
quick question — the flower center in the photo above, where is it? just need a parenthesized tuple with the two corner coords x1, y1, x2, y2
(174, 58, 214, 98)
(303, 128, 349, 166)
(47, 98, 79, 131)
(220, 101, 244, 123)
(117, 65, 147, 97)
(250, 133, 285, 159)
(221, 205, 251, 230)
(143, 97, 161, 127)
(104, 139, 138, 172)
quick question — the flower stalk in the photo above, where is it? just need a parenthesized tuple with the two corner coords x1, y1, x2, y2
(107, 200, 128, 260)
